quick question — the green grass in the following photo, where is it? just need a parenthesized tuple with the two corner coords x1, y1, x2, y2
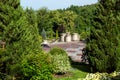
(53, 62, 90, 80)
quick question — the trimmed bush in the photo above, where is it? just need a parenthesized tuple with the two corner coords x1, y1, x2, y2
(49, 47, 71, 74)
(20, 52, 53, 80)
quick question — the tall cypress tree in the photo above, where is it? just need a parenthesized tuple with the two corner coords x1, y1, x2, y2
(86, 0, 120, 73)
(115, 0, 120, 71)
(25, 8, 41, 49)
(0, 0, 20, 40)
(0, 0, 41, 79)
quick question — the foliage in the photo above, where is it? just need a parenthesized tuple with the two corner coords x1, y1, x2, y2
(36, 8, 53, 37)
(36, 9, 77, 39)
(49, 10, 64, 35)
(36, 4, 97, 39)
(78, 71, 120, 80)
(86, 0, 120, 73)
(25, 8, 37, 27)
(0, 0, 42, 79)
(31, 3, 99, 40)
(80, 32, 88, 40)
(0, 49, 6, 78)
(20, 52, 53, 80)
(41, 28, 47, 40)
(66, 4, 97, 34)
(61, 10, 77, 33)
(53, 63, 89, 80)
(79, 72, 110, 80)
(49, 47, 71, 74)
(0, 1, 25, 78)
(1, 0, 120, 79)
(115, 0, 120, 71)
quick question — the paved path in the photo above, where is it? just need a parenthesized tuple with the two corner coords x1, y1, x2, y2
(43, 41, 86, 62)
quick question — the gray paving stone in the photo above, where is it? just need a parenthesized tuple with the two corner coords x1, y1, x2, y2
(43, 41, 86, 62)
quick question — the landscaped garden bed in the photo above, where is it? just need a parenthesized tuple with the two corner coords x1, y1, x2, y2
(53, 63, 89, 80)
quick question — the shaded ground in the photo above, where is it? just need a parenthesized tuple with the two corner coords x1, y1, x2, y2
(53, 72, 72, 78)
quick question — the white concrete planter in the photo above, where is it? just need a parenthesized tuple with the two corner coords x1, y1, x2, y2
(60, 33, 66, 42)
(72, 33, 80, 41)
(65, 32, 71, 42)
(43, 40, 48, 44)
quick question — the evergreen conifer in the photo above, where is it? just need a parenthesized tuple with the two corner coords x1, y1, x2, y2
(86, 0, 120, 73)
(0, 0, 41, 79)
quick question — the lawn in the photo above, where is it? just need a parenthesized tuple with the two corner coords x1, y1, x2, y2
(53, 62, 90, 80)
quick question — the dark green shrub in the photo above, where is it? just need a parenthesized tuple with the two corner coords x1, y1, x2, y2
(49, 47, 71, 74)
(80, 32, 87, 40)
(80, 32, 90, 40)
(20, 52, 53, 80)
(86, 1, 119, 73)
(0, 49, 7, 79)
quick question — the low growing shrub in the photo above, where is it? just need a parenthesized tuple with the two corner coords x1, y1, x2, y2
(20, 52, 53, 80)
(49, 47, 71, 74)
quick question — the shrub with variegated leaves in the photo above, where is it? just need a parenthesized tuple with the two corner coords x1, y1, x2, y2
(49, 47, 71, 74)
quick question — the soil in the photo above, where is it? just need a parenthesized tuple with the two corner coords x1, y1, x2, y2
(53, 72, 73, 78)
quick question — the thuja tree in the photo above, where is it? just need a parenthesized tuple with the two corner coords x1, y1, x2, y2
(86, 0, 120, 73)
(115, 0, 120, 71)
(0, 0, 20, 40)
(0, 0, 41, 79)
(25, 8, 42, 49)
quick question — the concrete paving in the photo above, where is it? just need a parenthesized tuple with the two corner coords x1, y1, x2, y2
(42, 41, 86, 63)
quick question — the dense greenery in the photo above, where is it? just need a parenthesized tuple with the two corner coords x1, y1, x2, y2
(0, 0, 47, 79)
(20, 52, 53, 80)
(66, 4, 97, 33)
(35, 4, 98, 40)
(86, 0, 120, 73)
(1, 0, 120, 79)
(0, 0, 97, 41)
(53, 63, 89, 80)
(36, 9, 77, 39)
(49, 47, 71, 74)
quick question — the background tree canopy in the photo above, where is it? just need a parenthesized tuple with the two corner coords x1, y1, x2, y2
(1, 0, 120, 79)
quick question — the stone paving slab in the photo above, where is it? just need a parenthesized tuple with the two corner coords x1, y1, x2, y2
(43, 41, 86, 62)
